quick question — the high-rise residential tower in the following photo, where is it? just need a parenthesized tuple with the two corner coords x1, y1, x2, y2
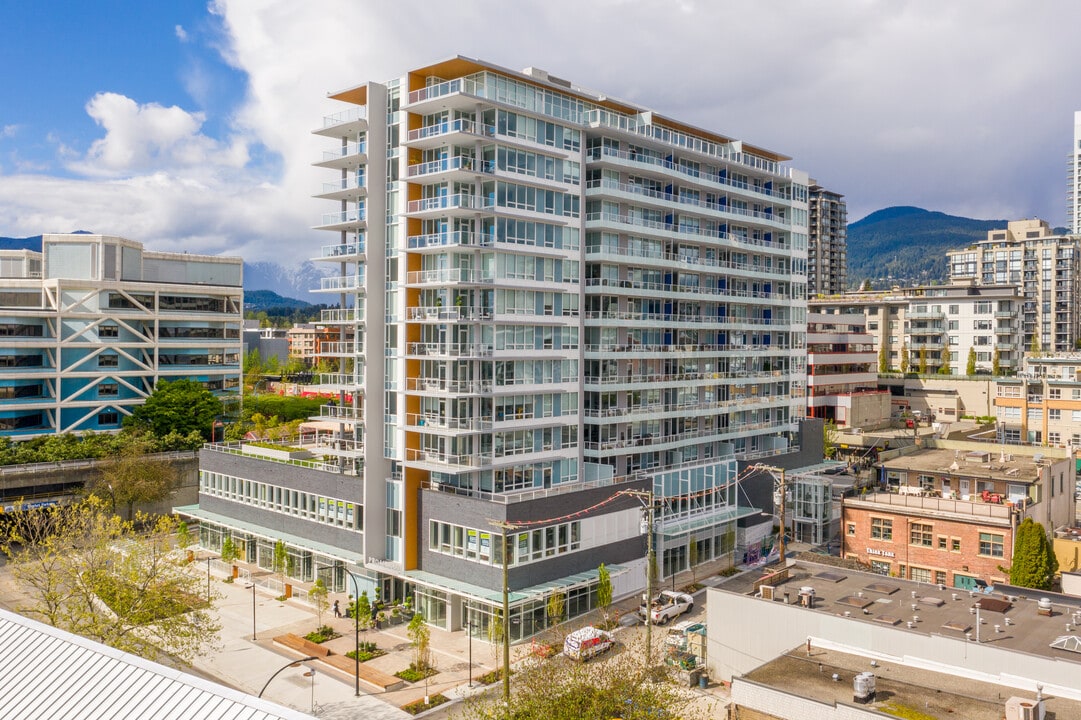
(1068, 110, 1081, 234)
(807, 182, 847, 295)
(185, 57, 811, 637)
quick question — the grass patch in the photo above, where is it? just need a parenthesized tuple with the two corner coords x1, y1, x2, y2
(401, 693, 448, 715)
(304, 625, 341, 644)
(879, 703, 938, 720)
(476, 667, 513, 685)
(395, 664, 438, 683)
(345, 641, 386, 662)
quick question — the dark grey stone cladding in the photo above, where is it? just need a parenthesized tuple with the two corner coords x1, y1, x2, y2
(196, 448, 362, 554)
(419, 477, 649, 593)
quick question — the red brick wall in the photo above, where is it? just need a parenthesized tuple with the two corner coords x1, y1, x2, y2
(842, 505, 1013, 587)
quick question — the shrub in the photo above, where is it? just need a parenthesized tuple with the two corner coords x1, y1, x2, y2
(304, 625, 341, 644)
(345, 643, 386, 662)
(401, 694, 448, 715)
(476, 667, 511, 685)
(395, 663, 438, 683)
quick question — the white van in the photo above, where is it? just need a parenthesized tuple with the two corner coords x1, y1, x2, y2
(563, 626, 614, 661)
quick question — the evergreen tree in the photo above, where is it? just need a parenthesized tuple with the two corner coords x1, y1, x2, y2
(900, 343, 910, 374)
(596, 564, 613, 627)
(918, 347, 928, 374)
(1030, 333, 1041, 358)
(965, 347, 977, 376)
(1008, 518, 1058, 590)
(878, 346, 889, 373)
(992, 348, 1001, 376)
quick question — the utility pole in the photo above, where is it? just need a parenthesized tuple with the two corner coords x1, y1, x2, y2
(757, 464, 788, 563)
(489, 519, 519, 713)
(620, 487, 656, 668)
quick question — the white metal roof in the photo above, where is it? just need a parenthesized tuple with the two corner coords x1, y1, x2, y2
(0, 609, 313, 720)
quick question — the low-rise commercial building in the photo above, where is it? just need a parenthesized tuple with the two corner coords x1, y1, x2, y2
(842, 443, 1073, 589)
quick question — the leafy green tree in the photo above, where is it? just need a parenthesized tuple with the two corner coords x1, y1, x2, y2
(597, 564, 613, 628)
(309, 578, 329, 628)
(176, 520, 194, 552)
(126, 379, 223, 441)
(965, 347, 977, 376)
(220, 536, 238, 568)
(938, 360, 952, 375)
(352, 590, 372, 628)
(1008, 518, 1058, 590)
(272, 539, 289, 590)
(407, 612, 431, 671)
(900, 343, 910, 374)
(0, 498, 220, 663)
(458, 633, 701, 720)
(86, 437, 178, 520)
(823, 420, 838, 459)
(992, 348, 1001, 376)
(1030, 333, 1040, 358)
(878, 346, 888, 373)
(918, 347, 928, 374)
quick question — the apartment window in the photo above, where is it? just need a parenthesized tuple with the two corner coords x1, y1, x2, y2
(870, 517, 893, 541)
(937, 536, 947, 550)
(99, 325, 119, 338)
(1049, 409, 1062, 421)
(98, 354, 119, 368)
(846, 523, 856, 536)
(870, 560, 891, 575)
(934, 570, 947, 586)
(948, 305, 959, 314)
(910, 523, 933, 547)
(1049, 432, 1061, 445)
(97, 411, 120, 425)
(978, 532, 1004, 558)
(1048, 388, 1061, 399)
(98, 382, 119, 397)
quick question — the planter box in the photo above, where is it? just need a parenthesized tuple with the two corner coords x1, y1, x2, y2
(241, 444, 314, 462)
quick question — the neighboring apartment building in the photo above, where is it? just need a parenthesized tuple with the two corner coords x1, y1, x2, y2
(805, 310, 890, 428)
(1069, 110, 1081, 234)
(807, 181, 847, 296)
(0, 234, 242, 437)
(994, 353, 1081, 447)
(181, 56, 811, 638)
(947, 219, 1081, 353)
(842, 443, 1073, 589)
(813, 284, 1024, 377)
(285, 322, 341, 365)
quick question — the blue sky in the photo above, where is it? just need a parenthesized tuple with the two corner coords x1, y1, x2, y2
(2, 1, 1081, 266)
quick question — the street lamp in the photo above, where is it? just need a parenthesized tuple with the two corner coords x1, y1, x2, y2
(317, 563, 361, 697)
(465, 619, 475, 688)
(303, 666, 317, 714)
(258, 656, 317, 698)
(205, 554, 217, 604)
(246, 583, 257, 640)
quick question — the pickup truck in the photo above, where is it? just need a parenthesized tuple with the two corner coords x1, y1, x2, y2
(640, 590, 694, 625)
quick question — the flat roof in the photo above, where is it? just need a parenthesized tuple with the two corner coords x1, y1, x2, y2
(723, 559, 1081, 665)
(741, 644, 1081, 720)
(881, 446, 1058, 483)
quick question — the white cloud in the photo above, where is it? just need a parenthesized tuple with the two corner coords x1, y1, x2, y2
(5, 1, 1081, 264)
(0, 125, 17, 138)
(175, 24, 189, 42)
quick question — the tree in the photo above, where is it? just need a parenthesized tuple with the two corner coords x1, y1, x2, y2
(176, 520, 194, 553)
(1030, 333, 1041, 358)
(126, 379, 223, 441)
(0, 498, 220, 664)
(965, 347, 977, 376)
(877, 346, 888, 374)
(860, 279, 872, 291)
(937, 360, 952, 375)
(220, 535, 238, 577)
(918, 347, 928, 374)
(457, 633, 702, 720)
(596, 564, 613, 628)
(992, 347, 1001, 376)
(272, 539, 289, 593)
(407, 612, 432, 671)
(900, 343, 910, 374)
(353, 590, 372, 628)
(546, 589, 565, 630)
(1008, 518, 1058, 590)
(823, 420, 838, 459)
(309, 578, 329, 628)
(86, 438, 178, 521)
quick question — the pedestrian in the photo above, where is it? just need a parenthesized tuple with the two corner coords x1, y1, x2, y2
(333, 600, 341, 618)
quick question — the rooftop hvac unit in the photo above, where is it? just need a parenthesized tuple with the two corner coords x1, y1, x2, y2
(1004, 697, 1045, 720)
(853, 672, 876, 704)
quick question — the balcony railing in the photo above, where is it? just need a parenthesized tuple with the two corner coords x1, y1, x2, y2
(407, 231, 493, 250)
(321, 142, 366, 161)
(318, 208, 366, 227)
(586, 178, 789, 225)
(585, 211, 791, 253)
(406, 117, 490, 142)
(406, 194, 491, 214)
(319, 241, 365, 258)
(321, 107, 366, 129)
(320, 274, 365, 291)
(406, 268, 494, 285)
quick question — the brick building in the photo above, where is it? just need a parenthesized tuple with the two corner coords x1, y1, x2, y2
(842, 443, 1073, 589)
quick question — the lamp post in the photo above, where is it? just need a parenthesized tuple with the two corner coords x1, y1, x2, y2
(303, 666, 316, 714)
(205, 555, 216, 604)
(317, 563, 361, 697)
(246, 583, 257, 641)
(258, 656, 317, 698)
(465, 619, 475, 688)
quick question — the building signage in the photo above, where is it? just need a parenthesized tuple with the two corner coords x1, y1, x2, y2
(866, 547, 895, 558)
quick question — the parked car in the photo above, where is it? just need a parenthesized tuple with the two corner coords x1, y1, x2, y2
(640, 590, 695, 625)
(563, 626, 615, 661)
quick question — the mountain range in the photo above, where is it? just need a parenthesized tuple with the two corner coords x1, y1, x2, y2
(3, 207, 1068, 301)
